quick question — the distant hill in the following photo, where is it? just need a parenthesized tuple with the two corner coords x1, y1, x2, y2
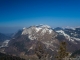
(0, 33, 11, 42)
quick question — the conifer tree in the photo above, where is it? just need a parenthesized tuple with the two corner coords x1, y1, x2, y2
(56, 42, 68, 60)
(35, 41, 48, 60)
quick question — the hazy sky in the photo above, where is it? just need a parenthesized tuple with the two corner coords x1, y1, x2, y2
(0, 0, 80, 33)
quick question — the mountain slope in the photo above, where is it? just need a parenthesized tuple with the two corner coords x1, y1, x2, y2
(2, 25, 80, 60)
(0, 33, 12, 48)
(0, 52, 25, 60)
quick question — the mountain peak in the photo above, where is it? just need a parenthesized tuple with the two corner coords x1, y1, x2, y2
(21, 24, 56, 40)
(22, 24, 52, 35)
(23, 27, 26, 30)
(65, 26, 76, 30)
(37, 24, 51, 28)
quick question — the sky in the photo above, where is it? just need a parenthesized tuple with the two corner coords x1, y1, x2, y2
(0, 0, 80, 33)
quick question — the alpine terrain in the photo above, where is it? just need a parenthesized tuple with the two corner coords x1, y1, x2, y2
(0, 25, 80, 60)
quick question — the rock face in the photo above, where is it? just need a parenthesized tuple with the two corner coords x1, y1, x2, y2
(5, 25, 58, 56)
(3, 25, 80, 59)
(21, 25, 59, 52)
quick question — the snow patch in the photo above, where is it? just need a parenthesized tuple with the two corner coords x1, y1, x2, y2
(40, 25, 51, 28)
(0, 40, 10, 48)
(71, 37, 80, 41)
(65, 26, 76, 30)
(42, 42, 53, 48)
(35, 27, 42, 32)
(56, 30, 71, 41)
(56, 30, 80, 44)
(28, 35, 37, 40)
(23, 27, 26, 30)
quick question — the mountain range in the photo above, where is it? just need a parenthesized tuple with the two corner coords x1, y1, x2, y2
(0, 25, 80, 60)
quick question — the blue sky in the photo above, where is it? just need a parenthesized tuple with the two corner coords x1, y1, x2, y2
(0, 0, 80, 33)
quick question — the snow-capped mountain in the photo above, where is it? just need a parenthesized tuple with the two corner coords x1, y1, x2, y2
(56, 30, 71, 41)
(21, 25, 56, 40)
(4, 25, 59, 57)
(1, 25, 80, 60)
(22, 25, 53, 35)
(54, 27, 80, 44)
(65, 26, 76, 30)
